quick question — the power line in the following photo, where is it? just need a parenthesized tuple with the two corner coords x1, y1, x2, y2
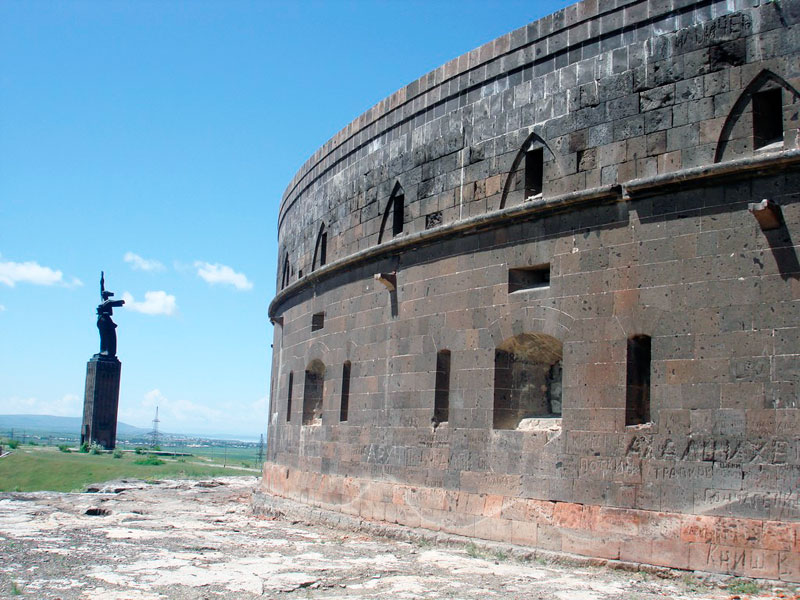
(257, 433, 265, 466)
(148, 406, 160, 449)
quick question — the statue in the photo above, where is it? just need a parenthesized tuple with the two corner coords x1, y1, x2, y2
(83, 271, 125, 449)
(96, 271, 124, 357)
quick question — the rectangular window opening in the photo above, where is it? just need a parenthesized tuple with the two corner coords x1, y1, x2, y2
(302, 364, 324, 426)
(753, 88, 783, 150)
(434, 350, 451, 425)
(320, 231, 327, 266)
(340, 361, 351, 422)
(625, 335, 651, 426)
(492, 335, 563, 430)
(392, 194, 405, 237)
(311, 312, 325, 332)
(525, 147, 544, 199)
(508, 264, 550, 293)
(286, 372, 293, 422)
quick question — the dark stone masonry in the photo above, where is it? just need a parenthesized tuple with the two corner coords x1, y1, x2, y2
(260, 0, 800, 580)
(81, 356, 121, 450)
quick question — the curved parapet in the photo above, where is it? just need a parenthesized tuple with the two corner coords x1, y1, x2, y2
(265, 0, 800, 581)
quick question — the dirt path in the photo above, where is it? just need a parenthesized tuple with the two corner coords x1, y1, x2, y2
(0, 477, 791, 599)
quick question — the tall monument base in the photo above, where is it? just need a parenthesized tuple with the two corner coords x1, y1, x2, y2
(81, 355, 121, 450)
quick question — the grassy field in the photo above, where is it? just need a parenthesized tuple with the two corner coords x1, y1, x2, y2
(0, 445, 260, 492)
(153, 444, 262, 467)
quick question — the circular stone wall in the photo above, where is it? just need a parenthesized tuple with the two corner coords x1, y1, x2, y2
(262, 0, 800, 581)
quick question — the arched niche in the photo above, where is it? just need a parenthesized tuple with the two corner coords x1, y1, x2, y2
(714, 69, 800, 163)
(378, 182, 405, 244)
(312, 223, 327, 272)
(499, 133, 558, 210)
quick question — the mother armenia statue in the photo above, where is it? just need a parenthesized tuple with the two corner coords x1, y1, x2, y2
(97, 271, 124, 358)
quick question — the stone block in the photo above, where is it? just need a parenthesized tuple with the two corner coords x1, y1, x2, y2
(562, 530, 621, 559)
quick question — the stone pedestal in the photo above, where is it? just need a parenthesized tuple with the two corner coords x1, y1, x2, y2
(81, 355, 121, 450)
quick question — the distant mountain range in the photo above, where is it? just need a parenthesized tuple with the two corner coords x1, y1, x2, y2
(0, 414, 149, 436)
(0, 414, 262, 442)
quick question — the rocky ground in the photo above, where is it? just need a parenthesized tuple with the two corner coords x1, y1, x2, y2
(0, 477, 795, 599)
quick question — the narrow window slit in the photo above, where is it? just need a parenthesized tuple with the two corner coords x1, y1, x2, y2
(626, 335, 652, 426)
(286, 371, 293, 422)
(340, 361, 351, 422)
(433, 350, 451, 425)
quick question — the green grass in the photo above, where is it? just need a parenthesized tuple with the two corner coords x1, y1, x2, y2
(727, 578, 761, 595)
(164, 444, 261, 464)
(465, 542, 482, 558)
(115, 443, 262, 467)
(134, 455, 165, 466)
(0, 446, 254, 492)
(680, 573, 710, 593)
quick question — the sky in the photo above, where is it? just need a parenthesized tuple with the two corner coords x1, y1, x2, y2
(0, 0, 572, 438)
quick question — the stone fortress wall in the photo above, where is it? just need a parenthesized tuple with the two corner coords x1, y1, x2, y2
(262, 0, 800, 580)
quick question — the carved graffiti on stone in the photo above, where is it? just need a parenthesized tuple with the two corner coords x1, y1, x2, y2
(674, 12, 752, 51)
(650, 12, 753, 61)
(578, 457, 641, 481)
(702, 489, 800, 520)
(364, 443, 406, 465)
(624, 436, 796, 466)
(648, 463, 713, 481)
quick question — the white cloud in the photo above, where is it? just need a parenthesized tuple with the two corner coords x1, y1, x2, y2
(0, 255, 82, 287)
(144, 389, 165, 405)
(194, 261, 253, 291)
(0, 304, 5, 311)
(124, 252, 165, 272)
(3, 394, 82, 417)
(122, 291, 177, 316)
(142, 388, 225, 422)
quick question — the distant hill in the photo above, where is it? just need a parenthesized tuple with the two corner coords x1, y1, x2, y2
(0, 414, 262, 443)
(0, 414, 148, 436)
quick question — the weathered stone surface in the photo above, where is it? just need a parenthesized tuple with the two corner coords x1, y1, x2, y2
(0, 477, 753, 599)
(267, 0, 800, 579)
(81, 356, 121, 450)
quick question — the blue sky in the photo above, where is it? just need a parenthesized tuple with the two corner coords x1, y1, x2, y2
(0, 0, 571, 437)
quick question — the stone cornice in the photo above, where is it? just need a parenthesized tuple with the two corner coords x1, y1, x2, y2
(269, 149, 800, 320)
